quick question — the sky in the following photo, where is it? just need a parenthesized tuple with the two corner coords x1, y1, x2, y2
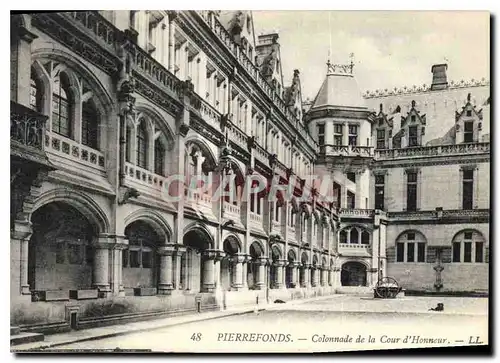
(252, 11, 490, 101)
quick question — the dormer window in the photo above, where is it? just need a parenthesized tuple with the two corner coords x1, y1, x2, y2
(411, 115, 416, 122)
(376, 129, 386, 149)
(467, 110, 472, 117)
(408, 126, 418, 147)
(464, 121, 474, 143)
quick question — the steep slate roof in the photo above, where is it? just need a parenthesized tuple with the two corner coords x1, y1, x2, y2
(310, 64, 367, 110)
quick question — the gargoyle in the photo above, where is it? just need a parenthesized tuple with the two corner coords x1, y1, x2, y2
(118, 186, 140, 205)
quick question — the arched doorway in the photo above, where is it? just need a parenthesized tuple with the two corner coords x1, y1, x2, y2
(341, 261, 367, 286)
(183, 227, 213, 292)
(286, 250, 296, 288)
(247, 241, 265, 289)
(220, 236, 241, 291)
(123, 221, 161, 293)
(28, 202, 96, 292)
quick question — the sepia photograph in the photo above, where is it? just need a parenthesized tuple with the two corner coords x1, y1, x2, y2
(9, 8, 490, 354)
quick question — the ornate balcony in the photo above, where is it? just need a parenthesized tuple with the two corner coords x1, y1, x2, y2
(45, 132, 106, 174)
(375, 143, 490, 160)
(124, 162, 167, 196)
(338, 243, 371, 257)
(222, 201, 241, 223)
(318, 144, 374, 171)
(10, 101, 53, 171)
(339, 208, 375, 222)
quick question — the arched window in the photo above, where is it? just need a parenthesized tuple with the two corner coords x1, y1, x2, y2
(52, 72, 72, 138)
(81, 100, 100, 150)
(350, 228, 359, 244)
(154, 139, 165, 176)
(136, 121, 148, 169)
(451, 230, 486, 263)
(30, 68, 43, 112)
(395, 231, 426, 263)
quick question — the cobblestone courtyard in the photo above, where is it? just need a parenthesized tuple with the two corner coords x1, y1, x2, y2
(36, 295, 488, 353)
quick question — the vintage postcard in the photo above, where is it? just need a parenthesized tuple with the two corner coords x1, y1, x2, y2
(10, 10, 490, 353)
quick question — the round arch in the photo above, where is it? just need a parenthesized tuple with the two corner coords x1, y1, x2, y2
(450, 228, 486, 244)
(183, 222, 214, 249)
(31, 188, 110, 234)
(123, 209, 172, 243)
(222, 233, 242, 254)
(341, 260, 368, 287)
(271, 244, 282, 260)
(395, 229, 428, 243)
(249, 240, 266, 257)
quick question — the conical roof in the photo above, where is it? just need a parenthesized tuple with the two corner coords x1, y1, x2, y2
(310, 62, 367, 110)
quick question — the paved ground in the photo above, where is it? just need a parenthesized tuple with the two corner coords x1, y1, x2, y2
(14, 295, 489, 353)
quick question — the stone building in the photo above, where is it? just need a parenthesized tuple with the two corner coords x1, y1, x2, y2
(10, 10, 489, 334)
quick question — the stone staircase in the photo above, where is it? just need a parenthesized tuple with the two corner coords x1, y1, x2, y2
(10, 326, 44, 347)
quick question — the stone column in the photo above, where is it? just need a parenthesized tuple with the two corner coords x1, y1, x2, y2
(157, 245, 176, 294)
(173, 246, 186, 290)
(167, 11, 177, 72)
(255, 257, 267, 290)
(328, 268, 333, 286)
(110, 235, 128, 296)
(242, 254, 250, 289)
(11, 219, 33, 296)
(302, 264, 310, 287)
(231, 254, 245, 291)
(92, 235, 113, 297)
(202, 250, 220, 292)
(274, 260, 286, 289)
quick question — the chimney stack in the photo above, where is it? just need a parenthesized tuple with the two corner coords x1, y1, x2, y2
(431, 64, 448, 91)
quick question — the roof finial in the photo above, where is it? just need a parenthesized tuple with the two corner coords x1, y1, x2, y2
(467, 93, 471, 102)
(349, 53, 355, 74)
(379, 103, 383, 113)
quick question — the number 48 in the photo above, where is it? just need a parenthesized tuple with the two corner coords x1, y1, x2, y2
(191, 333, 202, 341)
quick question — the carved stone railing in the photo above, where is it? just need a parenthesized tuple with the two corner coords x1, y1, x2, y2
(249, 212, 263, 227)
(364, 78, 490, 98)
(339, 209, 375, 218)
(227, 122, 248, 148)
(321, 145, 374, 158)
(254, 144, 269, 166)
(375, 143, 490, 160)
(65, 11, 119, 48)
(125, 162, 166, 192)
(223, 201, 241, 219)
(124, 40, 182, 100)
(11, 101, 47, 151)
(338, 243, 370, 249)
(45, 132, 105, 171)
